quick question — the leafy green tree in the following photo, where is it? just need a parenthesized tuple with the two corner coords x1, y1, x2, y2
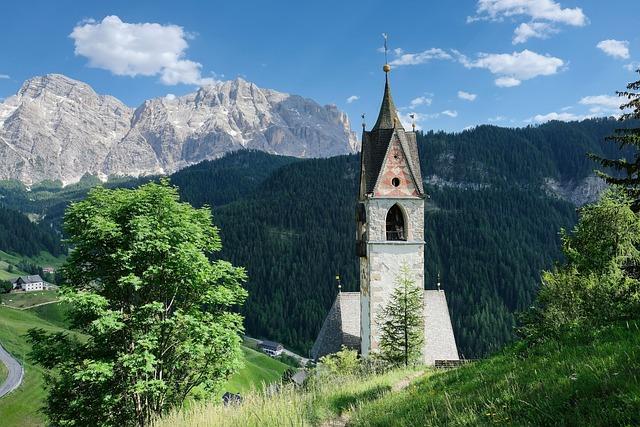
(319, 346, 359, 376)
(0, 280, 13, 293)
(520, 188, 640, 342)
(27, 180, 248, 427)
(377, 265, 424, 367)
(590, 69, 640, 208)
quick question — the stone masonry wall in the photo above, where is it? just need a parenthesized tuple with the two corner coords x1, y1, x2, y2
(361, 196, 424, 354)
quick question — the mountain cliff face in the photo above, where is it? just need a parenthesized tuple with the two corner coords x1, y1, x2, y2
(0, 74, 358, 185)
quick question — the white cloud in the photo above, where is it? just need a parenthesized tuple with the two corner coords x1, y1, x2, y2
(398, 109, 458, 128)
(495, 76, 522, 87)
(457, 90, 477, 101)
(530, 111, 585, 123)
(596, 39, 630, 59)
(488, 115, 506, 122)
(346, 95, 359, 104)
(625, 62, 640, 72)
(164, 93, 176, 101)
(459, 49, 564, 87)
(70, 15, 215, 86)
(471, 0, 587, 26)
(513, 22, 558, 44)
(389, 48, 452, 66)
(399, 112, 427, 130)
(0, 74, 9, 79)
(409, 96, 432, 108)
(579, 95, 620, 110)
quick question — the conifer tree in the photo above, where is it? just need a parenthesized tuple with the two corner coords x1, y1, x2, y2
(590, 69, 640, 208)
(377, 264, 424, 367)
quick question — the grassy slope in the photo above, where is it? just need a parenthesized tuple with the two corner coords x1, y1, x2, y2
(155, 369, 417, 427)
(0, 352, 6, 384)
(0, 307, 65, 427)
(0, 250, 65, 281)
(352, 322, 640, 426)
(0, 303, 287, 426)
(226, 346, 288, 393)
(0, 291, 58, 309)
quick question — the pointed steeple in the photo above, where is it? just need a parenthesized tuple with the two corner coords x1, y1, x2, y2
(372, 66, 402, 130)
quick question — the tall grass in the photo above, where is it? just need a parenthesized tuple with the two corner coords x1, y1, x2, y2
(154, 368, 419, 427)
(351, 321, 640, 426)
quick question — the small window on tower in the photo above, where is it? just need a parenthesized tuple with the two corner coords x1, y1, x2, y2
(392, 177, 400, 187)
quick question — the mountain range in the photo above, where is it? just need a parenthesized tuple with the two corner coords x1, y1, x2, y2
(0, 74, 358, 185)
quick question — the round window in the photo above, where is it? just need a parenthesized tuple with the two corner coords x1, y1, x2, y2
(391, 177, 400, 187)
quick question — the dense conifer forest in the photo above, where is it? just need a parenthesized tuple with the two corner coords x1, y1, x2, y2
(172, 118, 627, 357)
(0, 118, 633, 357)
(0, 206, 63, 257)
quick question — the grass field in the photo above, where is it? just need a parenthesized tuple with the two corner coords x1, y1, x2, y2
(0, 302, 287, 426)
(0, 250, 65, 282)
(0, 306, 66, 426)
(155, 368, 418, 427)
(351, 322, 640, 426)
(226, 346, 288, 393)
(0, 291, 58, 309)
(0, 352, 7, 384)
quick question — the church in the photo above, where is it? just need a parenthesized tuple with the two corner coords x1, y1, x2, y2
(311, 62, 459, 365)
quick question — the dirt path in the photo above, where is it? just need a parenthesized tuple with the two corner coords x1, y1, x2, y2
(321, 370, 424, 427)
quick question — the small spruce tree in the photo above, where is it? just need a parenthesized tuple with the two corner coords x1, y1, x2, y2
(377, 264, 424, 367)
(590, 68, 640, 208)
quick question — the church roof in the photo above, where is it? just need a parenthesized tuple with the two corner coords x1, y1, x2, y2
(310, 292, 360, 360)
(359, 72, 424, 196)
(311, 290, 459, 364)
(423, 290, 460, 364)
(372, 74, 401, 131)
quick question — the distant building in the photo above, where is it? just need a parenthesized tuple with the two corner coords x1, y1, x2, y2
(11, 275, 56, 292)
(259, 340, 283, 356)
(312, 62, 459, 365)
(42, 267, 55, 274)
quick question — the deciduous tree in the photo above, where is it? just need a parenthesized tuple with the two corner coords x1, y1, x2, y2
(27, 180, 248, 426)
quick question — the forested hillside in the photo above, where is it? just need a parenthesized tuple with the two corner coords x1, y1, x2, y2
(0, 206, 63, 257)
(0, 118, 628, 357)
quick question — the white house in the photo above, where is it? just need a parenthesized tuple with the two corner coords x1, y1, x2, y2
(259, 340, 284, 357)
(11, 275, 55, 292)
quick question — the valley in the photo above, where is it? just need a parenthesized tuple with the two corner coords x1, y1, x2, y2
(0, 117, 632, 358)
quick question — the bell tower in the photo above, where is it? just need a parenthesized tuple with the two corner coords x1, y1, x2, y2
(356, 62, 425, 357)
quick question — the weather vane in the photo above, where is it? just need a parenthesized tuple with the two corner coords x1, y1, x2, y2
(410, 113, 416, 132)
(361, 113, 366, 130)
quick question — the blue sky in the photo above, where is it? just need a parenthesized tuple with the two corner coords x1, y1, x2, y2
(0, 0, 638, 132)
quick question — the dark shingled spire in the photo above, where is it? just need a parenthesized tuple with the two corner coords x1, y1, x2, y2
(372, 72, 402, 130)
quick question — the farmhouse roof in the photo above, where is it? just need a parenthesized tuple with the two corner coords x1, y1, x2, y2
(259, 340, 282, 350)
(13, 275, 44, 284)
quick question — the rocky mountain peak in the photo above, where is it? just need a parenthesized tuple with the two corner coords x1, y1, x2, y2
(19, 74, 95, 100)
(0, 74, 358, 185)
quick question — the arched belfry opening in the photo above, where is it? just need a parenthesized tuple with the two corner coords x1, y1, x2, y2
(386, 204, 406, 241)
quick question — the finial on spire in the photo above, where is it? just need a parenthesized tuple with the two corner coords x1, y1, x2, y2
(437, 272, 441, 291)
(335, 274, 342, 293)
(410, 113, 416, 132)
(361, 113, 366, 131)
(382, 33, 391, 73)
